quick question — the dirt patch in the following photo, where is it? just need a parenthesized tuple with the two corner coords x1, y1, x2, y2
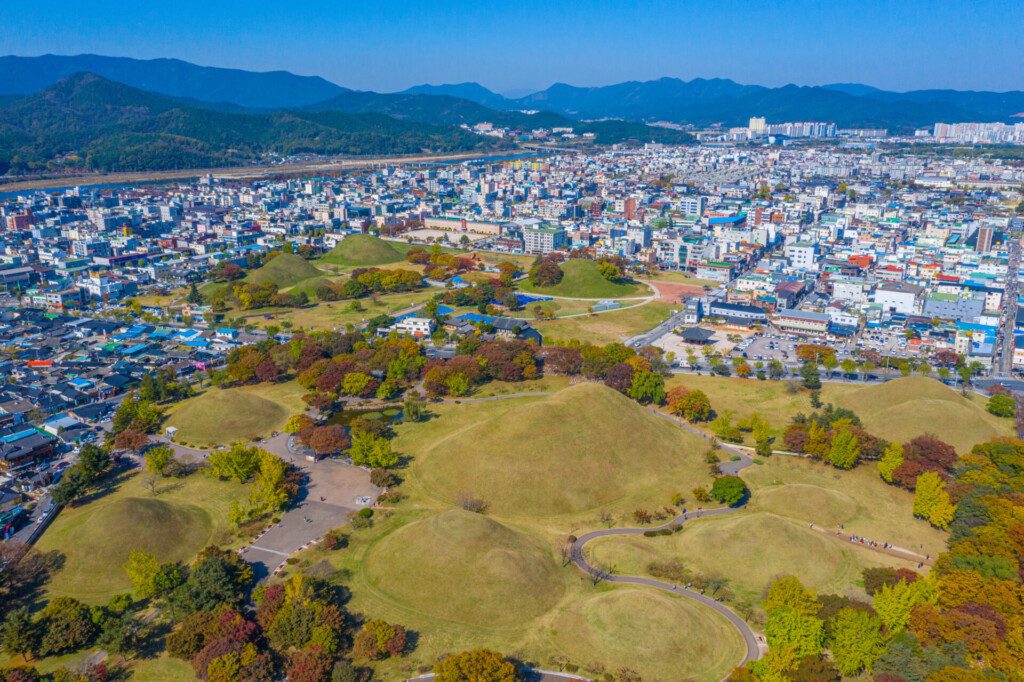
(643, 280, 705, 303)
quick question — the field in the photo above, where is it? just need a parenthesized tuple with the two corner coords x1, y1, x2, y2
(663, 374, 1013, 452)
(234, 287, 441, 331)
(34, 470, 250, 604)
(828, 376, 1013, 452)
(318, 234, 409, 267)
(404, 383, 714, 519)
(535, 301, 675, 345)
(245, 252, 325, 288)
(586, 454, 942, 619)
(164, 380, 307, 447)
(520, 259, 648, 298)
(466, 375, 572, 397)
(280, 382, 744, 679)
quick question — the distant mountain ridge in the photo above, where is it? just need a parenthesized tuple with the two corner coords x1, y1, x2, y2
(0, 54, 348, 108)
(0, 73, 503, 175)
(4, 55, 1024, 130)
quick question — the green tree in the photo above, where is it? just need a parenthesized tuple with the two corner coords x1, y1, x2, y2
(123, 549, 161, 599)
(186, 283, 203, 306)
(840, 358, 857, 376)
(912, 471, 955, 529)
(828, 427, 860, 469)
(402, 391, 426, 423)
(828, 608, 885, 675)
(710, 475, 748, 506)
(628, 369, 666, 404)
(144, 445, 174, 477)
(37, 597, 96, 656)
(872, 578, 936, 634)
(986, 393, 1016, 417)
(764, 576, 820, 617)
(800, 362, 821, 389)
(877, 442, 904, 483)
(341, 371, 372, 396)
(765, 605, 824, 657)
(349, 432, 398, 468)
(0, 608, 39, 660)
(207, 442, 262, 482)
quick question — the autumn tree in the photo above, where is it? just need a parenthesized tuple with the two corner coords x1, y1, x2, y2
(912, 472, 956, 529)
(828, 608, 885, 675)
(434, 649, 522, 682)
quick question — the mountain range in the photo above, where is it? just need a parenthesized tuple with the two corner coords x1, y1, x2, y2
(2, 53, 1024, 178)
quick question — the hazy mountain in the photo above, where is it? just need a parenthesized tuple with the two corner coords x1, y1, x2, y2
(511, 77, 1020, 129)
(399, 82, 514, 110)
(0, 54, 348, 108)
(307, 91, 694, 145)
(0, 73, 502, 175)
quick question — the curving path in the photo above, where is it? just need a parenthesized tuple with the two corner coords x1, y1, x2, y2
(570, 406, 763, 669)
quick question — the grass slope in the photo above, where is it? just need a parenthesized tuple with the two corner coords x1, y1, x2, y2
(245, 252, 324, 288)
(588, 512, 919, 618)
(550, 587, 745, 681)
(35, 472, 249, 604)
(364, 510, 564, 627)
(741, 456, 948, 555)
(164, 381, 307, 447)
(319, 234, 406, 267)
(536, 301, 674, 345)
(520, 259, 646, 298)
(830, 376, 1013, 452)
(401, 382, 713, 518)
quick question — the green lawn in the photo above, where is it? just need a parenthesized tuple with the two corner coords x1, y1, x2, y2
(277, 380, 746, 679)
(663, 374, 1013, 453)
(244, 252, 325, 288)
(318, 234, 409, 267)
(401, 383, 714, 520)
(520, 259, 648, 299)
(535, 301, 675, 345)
(35, 471, 250, 605)
(466, 375, 572, 397)
(234, 287, 441, 331)
(740, 455, 948, 556)
(164, 381, 307, 447)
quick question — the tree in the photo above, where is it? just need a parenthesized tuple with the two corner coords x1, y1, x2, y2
(402, 391, 426, 423)
(710, 476, 748, 506)
(828, 608, 885, 675)
(37, 597, 96, 656)
(912, 471, 956, 529)
(352, 619, 407, 660)
(434, 649, 522, 682)
(628, 369, 665, 404)
(207, 443, 262, 482)
(764, 576, 820, 617)
(113, 429, 150, 453)
(124, 549, 161, 599)
(186, 283, 204, 306)
(678, 390, 712, 422)
(145, 445, 174, 477)
(302, 425, 350, 456)
(877, 442, 904, 483)
(765, 605, 824, 657)
(349, 432, 398, 468)
(986, 393, 1015, 417)
(872, 578, 936, 634)
(800, 362, 821, 389)
(840, 358, 858, 376)
(828, 427, 860, 469)
(0, 608, 39, 661)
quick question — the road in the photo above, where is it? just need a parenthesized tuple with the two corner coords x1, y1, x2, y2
(995, 235, 1021, 377)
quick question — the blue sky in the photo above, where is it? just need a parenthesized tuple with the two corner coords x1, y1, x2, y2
(2, 0, 1022, 93)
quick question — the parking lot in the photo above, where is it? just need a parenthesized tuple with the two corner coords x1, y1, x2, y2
(733, 328, 917, 364)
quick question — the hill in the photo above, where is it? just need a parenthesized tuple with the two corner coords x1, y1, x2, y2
(245, 252, 324, 288)
(399, 82, 514, 109)
(164, 382, 306, 447)
(0, 73, 503, 175)
(831, 376, 1014, 452)
(521, 258, 646, 298)
(402, 382, 712, 517)
(319, 234, 406, 267)
(0, 53, 347, 107)
(364, 509, 564, 627)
